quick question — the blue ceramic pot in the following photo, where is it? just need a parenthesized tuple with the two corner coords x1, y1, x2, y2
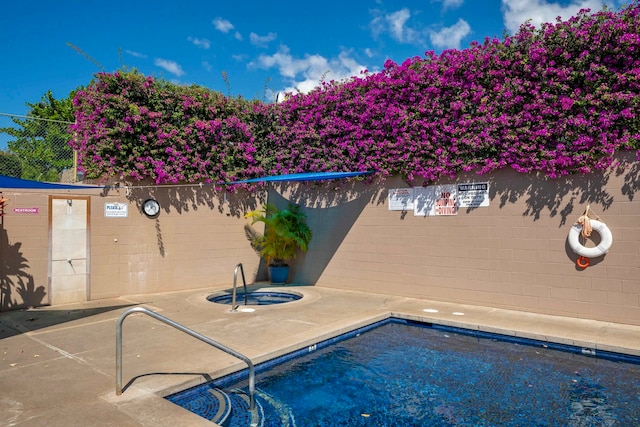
(268, 265, 289, 284)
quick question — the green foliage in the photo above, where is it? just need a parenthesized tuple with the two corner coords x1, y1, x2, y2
(244, 203, 312, 266)
(0, 91, 76, 181)
(0, 151, 22, 177)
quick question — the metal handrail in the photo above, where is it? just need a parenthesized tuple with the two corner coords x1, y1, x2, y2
(230, 263, 248, 311)
(116, 306, 255, 409)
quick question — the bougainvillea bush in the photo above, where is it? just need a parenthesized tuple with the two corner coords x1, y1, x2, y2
(71, 2, 640, 186)
(70, 72, 272, 185)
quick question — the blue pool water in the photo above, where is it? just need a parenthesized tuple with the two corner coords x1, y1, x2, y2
(207, 291, 302, 306)
(167, 319, 640, 426)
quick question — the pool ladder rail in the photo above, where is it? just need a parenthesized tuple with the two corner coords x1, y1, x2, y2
(115, 306, 255, 410)
(231, 263, 248, 312)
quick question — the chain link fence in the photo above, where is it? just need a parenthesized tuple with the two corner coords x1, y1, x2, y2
(0, 113, 78, 183)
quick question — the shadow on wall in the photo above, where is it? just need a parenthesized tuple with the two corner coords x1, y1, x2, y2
(99, 181, 265, 219)
(468, 152, 640, 226)
(0, 227, 47, 311)
(97, 181, 266, 259)
(485, 169, 613, 226)
(97, 176, 371, 285)
(620, 159, 640, 201)
(267, 178, 381, 284)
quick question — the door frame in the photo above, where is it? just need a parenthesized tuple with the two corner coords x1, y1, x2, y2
(48, 195, 91, 304)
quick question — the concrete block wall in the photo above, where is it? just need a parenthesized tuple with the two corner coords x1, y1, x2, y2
(88, 185, 265, 300)
(1, 152, 638, 327)
(0, 184, 263, 310)
(87, 186, 263, 300)
(0, 190, 52, 309)
(312, 153, 640, 326)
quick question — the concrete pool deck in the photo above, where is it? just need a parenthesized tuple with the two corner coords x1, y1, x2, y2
(2, 284, 640, 426)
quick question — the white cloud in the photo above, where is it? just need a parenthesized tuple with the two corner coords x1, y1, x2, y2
(212, 17, 234, 33)
(429, 18, 472, 50)
(188, 36, 211, 49)
(371, 1, 609, 51)
(251, 46, 367, 95)
(501, 0, 609, 34)
(364, 48, 375, 58)
(439, 0, 465, 10)
(250, 32, 277, 48)
(154, 58, 185, 77)
(125, 50, 147, 59)
(387, 8, 413, 42)
(370, 7, 472, 49)
(202, 61, 212, 72)
(369, 8, 424, 45)
(234, 31, 243, 41)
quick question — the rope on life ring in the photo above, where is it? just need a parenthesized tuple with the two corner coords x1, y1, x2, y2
(567, 205, 613, 260)
(576, 256, 590, 268)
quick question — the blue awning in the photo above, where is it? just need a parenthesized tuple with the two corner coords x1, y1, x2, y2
(227, 171, 373, 184)
(0, 175, 104, 189)
(1, 171, 373, 189)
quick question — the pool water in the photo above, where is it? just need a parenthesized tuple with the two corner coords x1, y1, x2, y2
(167, 319, 640, 426)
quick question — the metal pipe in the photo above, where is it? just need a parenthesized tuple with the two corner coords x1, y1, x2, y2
(230, 263, 248, 311)
(116, 306, 255, 409)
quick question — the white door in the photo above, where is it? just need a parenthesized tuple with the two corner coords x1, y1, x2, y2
(49, 197, 89, 305)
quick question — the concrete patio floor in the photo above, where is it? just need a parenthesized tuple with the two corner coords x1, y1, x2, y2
(2, 284, 640, 426)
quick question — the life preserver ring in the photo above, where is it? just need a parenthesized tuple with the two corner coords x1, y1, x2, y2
(576, 256, 590, 268)
(568, 219, 612, 258)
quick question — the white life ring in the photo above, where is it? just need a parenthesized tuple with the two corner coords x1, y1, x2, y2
(568, 219, 613, 258)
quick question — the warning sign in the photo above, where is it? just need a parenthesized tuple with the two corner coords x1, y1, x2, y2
(457, 182, 489, 208)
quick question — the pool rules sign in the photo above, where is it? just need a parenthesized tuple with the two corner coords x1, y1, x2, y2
(457, 182, 490, 208)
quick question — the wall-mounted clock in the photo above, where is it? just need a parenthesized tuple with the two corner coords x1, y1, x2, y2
(142, 199, 160, 218)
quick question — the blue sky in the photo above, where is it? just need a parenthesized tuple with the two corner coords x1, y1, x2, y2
(0, 0, 628, 117)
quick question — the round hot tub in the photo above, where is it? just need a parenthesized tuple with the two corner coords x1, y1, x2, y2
(208, 291, 302, 306)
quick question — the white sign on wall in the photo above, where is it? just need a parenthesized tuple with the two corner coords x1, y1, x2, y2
(457, 182, 490, 208)
(388, 188, 414, 210)
(13, 207, 39, 214)
(433, 184, 458, 216)
(400, 181, 487, 216)
(105, 202, 128, 218)
(413, 186, 435, 216)
(414, 184, 458, 216)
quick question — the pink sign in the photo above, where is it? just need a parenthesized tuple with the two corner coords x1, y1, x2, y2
(13, 207, 39, 214)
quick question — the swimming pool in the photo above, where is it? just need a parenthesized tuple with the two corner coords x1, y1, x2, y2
(207, 291, 302, 306)
(166, 318, 640, 426)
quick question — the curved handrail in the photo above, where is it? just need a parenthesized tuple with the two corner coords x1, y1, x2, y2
(230, 263, 248, 311)
(116, 306, 255, 409)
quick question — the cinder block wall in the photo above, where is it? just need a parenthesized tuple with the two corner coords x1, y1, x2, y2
(0, 184, 263, 310)
(2, 152, 638, 326)
(0, 190, 52, 309)
(309, 152, 640, 325)
(87, 185, 264, 300)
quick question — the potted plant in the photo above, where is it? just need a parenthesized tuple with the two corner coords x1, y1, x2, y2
(244, 202, 312, 284)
